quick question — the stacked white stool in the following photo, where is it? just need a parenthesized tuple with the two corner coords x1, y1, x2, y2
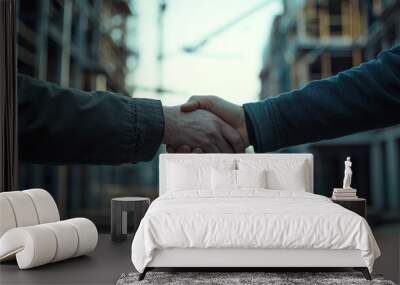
(0, 189, 98, 269)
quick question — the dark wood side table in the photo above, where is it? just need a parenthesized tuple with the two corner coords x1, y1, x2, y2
(331, 198, 366, 218)
(111, 197, 150, 242)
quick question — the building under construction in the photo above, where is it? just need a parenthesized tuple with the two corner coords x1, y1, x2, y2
(16, 0, 158, 230)
(260, 0, 400, 226)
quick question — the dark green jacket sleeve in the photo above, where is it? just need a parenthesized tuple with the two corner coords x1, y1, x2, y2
(18, 74, 164, 164)
(244, 45, 400, 152)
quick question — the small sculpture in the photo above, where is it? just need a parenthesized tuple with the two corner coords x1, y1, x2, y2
(342, 157, 353, 189)
(332, 156, 357, 199)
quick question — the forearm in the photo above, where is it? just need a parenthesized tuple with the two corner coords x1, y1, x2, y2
(18, 74, 164, 164)
(244, 45, 400, 152)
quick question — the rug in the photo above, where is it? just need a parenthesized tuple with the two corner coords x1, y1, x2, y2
(116, 271, 396, 285)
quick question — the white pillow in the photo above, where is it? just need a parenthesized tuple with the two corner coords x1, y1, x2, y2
(166, 159, 236, 192)
(236, 169, 267, 189)
(266, 162, 306, 191)
(211, 168, 236, 190)
(167, 163, 211, 191)
(211, 169, 268, 190)
(238, 159, 307, 191)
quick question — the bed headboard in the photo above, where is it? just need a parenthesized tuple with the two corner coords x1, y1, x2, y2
(159, 153, 314, 195)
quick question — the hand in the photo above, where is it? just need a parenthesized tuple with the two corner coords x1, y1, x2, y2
(163, 106, 245, 153)
(167, 96, 249, 153)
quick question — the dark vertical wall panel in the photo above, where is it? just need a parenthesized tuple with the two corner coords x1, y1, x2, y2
(0, 0, 18, 192)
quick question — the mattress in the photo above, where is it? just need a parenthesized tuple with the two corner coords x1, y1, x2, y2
(131, 190, 380, 273)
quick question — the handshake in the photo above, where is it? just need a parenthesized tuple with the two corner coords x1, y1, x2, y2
(163, 96, 250, 153)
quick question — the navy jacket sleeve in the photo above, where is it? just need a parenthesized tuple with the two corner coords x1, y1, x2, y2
(18, 74, 164, 164)
(243, 45, 400, 152)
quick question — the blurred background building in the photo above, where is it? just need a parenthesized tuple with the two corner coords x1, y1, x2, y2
(260, 0, 400, 225)
(17, 0, 160, 231)
(260, 1, 400, 281)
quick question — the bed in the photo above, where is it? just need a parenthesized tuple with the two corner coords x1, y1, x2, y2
(131, 154, 380, 280)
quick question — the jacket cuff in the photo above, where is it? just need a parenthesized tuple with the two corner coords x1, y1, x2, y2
(244, 109, 257, 148)
(243, 99, 282, 152)
(130, 98, 164, 162)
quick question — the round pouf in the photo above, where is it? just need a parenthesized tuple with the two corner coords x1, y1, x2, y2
(111, 197, 150, 242)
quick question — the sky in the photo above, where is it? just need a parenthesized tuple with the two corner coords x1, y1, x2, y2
(126, 0, 283, 106)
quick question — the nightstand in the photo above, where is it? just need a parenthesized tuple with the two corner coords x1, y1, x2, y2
(331, 198, 366, 218)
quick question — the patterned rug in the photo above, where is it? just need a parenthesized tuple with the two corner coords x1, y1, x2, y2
(117, 271, 396, 285)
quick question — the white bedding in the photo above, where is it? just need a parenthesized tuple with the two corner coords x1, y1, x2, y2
(131, 190, 380, 273)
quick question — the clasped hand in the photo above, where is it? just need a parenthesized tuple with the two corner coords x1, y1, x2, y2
(163, 96, 249, 153)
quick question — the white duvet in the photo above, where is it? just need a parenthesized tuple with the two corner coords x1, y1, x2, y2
(131, 190, 380, 273)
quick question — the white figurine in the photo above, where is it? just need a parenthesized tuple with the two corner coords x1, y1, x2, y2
(342, 157, 353, 189)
